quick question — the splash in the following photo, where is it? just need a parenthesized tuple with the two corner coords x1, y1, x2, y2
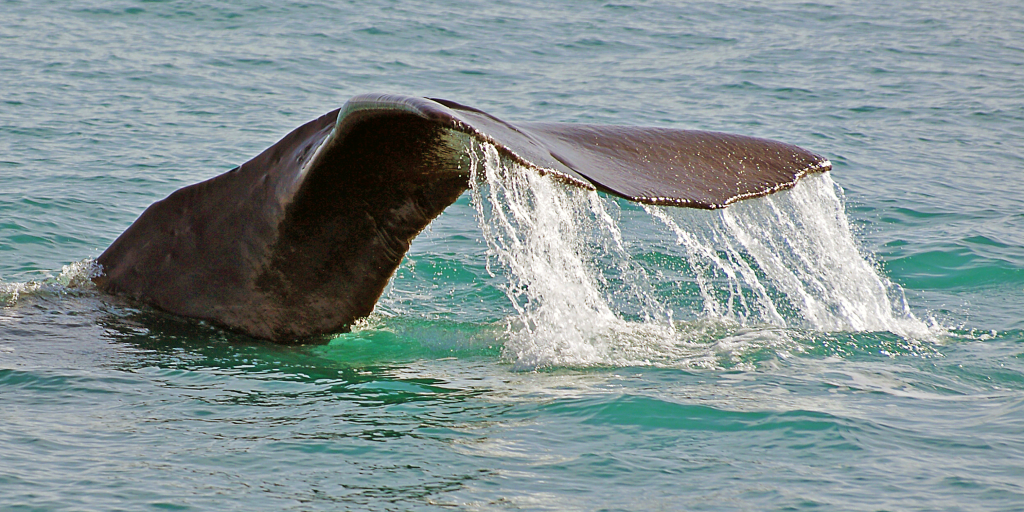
(0, 259, 101, 306)
(467, 142, 935, 369)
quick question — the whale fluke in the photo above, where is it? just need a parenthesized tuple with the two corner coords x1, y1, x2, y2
(93, 94, 831, 341)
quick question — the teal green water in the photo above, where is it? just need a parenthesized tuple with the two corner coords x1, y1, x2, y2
(3, 1, 1024, 510)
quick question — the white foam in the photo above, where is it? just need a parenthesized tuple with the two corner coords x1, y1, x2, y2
(0, 259, 101, 306)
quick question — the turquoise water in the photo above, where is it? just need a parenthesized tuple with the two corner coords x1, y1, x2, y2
(3, 1, 1024, 510)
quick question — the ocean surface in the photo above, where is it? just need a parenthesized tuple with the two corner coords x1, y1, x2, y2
(2, 1, 1023, 510)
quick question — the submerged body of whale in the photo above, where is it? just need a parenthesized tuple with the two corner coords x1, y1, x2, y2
(93, 94, 831, 342)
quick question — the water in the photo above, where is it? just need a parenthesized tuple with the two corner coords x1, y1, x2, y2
(3, 1, 1024, 510)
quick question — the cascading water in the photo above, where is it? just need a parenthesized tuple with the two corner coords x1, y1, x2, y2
(468, 142, 677, 369)
(467, 142, 936, 369)
(647, 175, 931, 338)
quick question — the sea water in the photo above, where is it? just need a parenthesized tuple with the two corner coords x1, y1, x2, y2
(2, 1, 1024, 510)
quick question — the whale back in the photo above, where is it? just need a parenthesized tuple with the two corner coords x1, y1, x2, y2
(95, 94, 830, 341)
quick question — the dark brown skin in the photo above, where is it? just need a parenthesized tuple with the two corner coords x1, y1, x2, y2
(94, 94, 830, 342)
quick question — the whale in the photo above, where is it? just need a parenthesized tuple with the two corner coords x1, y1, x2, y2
(93, 94, 831, 342)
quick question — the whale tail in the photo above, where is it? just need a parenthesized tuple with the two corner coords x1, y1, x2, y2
(94, 94, 830, 342)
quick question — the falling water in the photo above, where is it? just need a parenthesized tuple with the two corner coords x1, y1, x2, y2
(467, 142, 676, 368)
(467, 142, 935, 369)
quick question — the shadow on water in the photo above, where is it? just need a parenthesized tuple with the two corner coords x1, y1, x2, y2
(98, 301, 500, 363)
(76, 296, 514, 416)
